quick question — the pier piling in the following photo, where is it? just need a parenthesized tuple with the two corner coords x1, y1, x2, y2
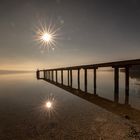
(84, 68, 87, 92)
(70, 69, 72, 87)
(78, 69, 80, 90)
(56, 70, 58, 82)
(68, 70, 70, 86)
(125, 66, 130, 96)
(52, 70, 54, 81)
(61, 70, 63, 85)
(94, 68, 97, 94)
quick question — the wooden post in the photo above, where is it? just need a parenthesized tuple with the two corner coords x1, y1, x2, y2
(70, 69, 72, 87)
(125, 66, 129, 96)
(56, 70, 58, 83)
(114, 67, 119, 93)
(52, 70, 54, 81)
(68, 70, 69, 86)
(61, 70, 63, 84)
(84, 68, 87, 92)
(94, 68, 97, 94)
(113, 67, 119, 102)
(36, 70, 40, 79)
(78, 69, 80, 90)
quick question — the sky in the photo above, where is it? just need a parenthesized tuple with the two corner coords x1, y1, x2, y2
(0, 0, 140, 70)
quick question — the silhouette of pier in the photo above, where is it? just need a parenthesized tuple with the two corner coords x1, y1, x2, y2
(36, 59, 140, 122)
(37, 59, 140, 96)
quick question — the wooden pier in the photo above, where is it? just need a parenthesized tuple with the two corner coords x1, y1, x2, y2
(36, 59, 140, 122)
(37, 59, 140, 97)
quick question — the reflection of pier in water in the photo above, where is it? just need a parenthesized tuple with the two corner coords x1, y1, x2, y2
(37, 59, 140, 123)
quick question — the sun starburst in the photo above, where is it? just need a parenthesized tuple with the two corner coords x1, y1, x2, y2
(34, 20, 61, 51)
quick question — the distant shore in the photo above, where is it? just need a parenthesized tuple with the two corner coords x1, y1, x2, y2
(0, 70, 35, 75)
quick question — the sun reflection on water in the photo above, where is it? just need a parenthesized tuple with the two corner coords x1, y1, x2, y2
(45, 101, 52, 109)
(35, 93, 59, 119)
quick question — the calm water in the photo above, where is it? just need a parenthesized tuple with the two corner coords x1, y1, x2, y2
(0, 71, 140, 139)
(45, 69, 140, 110)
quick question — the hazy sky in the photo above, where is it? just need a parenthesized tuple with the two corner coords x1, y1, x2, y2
(0, 0, 140, 70)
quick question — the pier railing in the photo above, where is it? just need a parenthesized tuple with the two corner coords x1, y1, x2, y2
(36, 59, 140, 99)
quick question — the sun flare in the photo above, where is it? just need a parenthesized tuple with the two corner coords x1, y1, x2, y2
(34, 20, 61, 51)
(41, 33, 52, 42)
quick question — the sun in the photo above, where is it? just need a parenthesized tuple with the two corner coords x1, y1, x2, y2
(34, 20, 61, 51)
(41, 33, 52, 42)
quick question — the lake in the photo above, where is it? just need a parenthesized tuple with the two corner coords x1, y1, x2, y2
(0, 71, 140, 139)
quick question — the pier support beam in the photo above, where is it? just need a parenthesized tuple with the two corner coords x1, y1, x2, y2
(68, 70, 70, 86)
(78, 69, 80, 90)
(52, 70, 54, 81)
(84, 68, 87, 92)
(36, 70, 40, 79)
(56, 70, 58, 83)
(113, 67, 119, 102)
(125, 66, 130, 96)
(93, 68, 97, 94)
(114, 67, 119, 93)
(70, 69, 72, 87)
(61, 70, 63, 85)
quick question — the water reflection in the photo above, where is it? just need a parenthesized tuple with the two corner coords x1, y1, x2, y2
(44, 94, 55, 109)
(45, 101, 52, 108)
(0, 73, 140, 139)
(44, 79, 140, 123)
(37, 69, 140, 109)
(130, 70, 140, 82)
(44, 95, 56, 118)
(35, 93, 58, 119)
